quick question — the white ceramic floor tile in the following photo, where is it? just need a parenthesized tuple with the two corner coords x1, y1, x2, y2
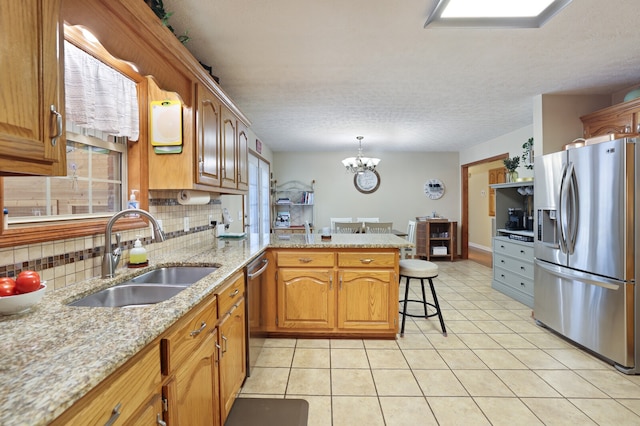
(474, 397, 543, 426)
(332, 396, 385, 426)
(287, 368, 331, 395)
(427, 396, 490, 425)
(292, 348, 330, 369)
(367, 348, 409, 369)
(521, 398, 598, 425)
(569, 398, 640, 425)
(379, 396, 438, 426)
(331, 368, 376, 396)
(372, 369, 422, 396)
(413, 369, 468, 396)
(331, 348, 370, 369)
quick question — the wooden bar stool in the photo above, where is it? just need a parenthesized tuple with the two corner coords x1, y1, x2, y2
(398, 259, 446, 337)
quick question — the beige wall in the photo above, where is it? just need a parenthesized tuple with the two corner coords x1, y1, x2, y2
(273, 151, 460, 239)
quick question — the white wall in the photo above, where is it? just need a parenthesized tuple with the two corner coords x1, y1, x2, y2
(273, 151, 460, 236)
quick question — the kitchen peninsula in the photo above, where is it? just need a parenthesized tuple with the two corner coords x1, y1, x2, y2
(0, 233, 410, 426)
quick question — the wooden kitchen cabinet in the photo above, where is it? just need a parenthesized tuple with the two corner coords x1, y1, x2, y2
(272, 249, 398, 337)
(0, 0, 67, 176)
(50, 342, 163, 426)
(161, 293, 219, 426)
(580, 97, 640, 138)
(196, 84, 222, 187)
(488, 167, 506, 216)
(236, 121, 249, 191)
(277, 268, 336, 330)
(337, 252, 398, 332)
(216, 272, 247, 424)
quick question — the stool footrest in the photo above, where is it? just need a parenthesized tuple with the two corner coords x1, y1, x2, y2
(398, 299, 439, 319)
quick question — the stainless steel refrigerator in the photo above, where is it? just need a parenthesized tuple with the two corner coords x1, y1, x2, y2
(534, 135, 639, 373)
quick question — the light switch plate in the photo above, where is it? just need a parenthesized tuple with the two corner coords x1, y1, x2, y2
(184, 217, 189, 232)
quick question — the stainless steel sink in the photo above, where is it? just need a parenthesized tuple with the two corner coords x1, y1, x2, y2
(68, 266, 218, 307)
(123, 266, 218, 286)
(68, 284, 186, 308)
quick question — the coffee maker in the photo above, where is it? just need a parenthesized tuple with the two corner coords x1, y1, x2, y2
(506, 208, 525, 230)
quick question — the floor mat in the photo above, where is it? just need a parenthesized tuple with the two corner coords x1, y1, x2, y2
(225, 398, 309, 426)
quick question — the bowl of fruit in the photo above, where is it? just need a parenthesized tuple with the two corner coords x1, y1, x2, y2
(0, 271, 46, 315)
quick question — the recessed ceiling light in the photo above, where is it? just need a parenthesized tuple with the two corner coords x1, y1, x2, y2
(425, 0, 572, 28)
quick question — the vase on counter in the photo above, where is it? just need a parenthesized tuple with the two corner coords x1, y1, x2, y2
(507, 170, 518, 182)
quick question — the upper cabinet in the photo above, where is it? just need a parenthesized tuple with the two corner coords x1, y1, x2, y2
(0, 0, 66, 176)
(581, 97, 640, 138)
(62, 0, 251, 194)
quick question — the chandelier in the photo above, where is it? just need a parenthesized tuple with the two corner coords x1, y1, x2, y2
(341, 136, 380, 174)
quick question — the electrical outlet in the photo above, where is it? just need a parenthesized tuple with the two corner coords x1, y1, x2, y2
(183, 217, 189, 232)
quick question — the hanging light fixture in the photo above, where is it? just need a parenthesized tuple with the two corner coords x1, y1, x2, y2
(341, 136, 380, 174)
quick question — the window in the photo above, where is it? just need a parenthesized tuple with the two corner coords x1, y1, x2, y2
(4, 125, 127, 226)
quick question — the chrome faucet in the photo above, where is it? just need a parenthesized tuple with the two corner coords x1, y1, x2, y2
(101, 209, 166, 278)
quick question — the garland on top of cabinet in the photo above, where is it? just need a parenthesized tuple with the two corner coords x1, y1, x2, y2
(144, 0, 190, 44)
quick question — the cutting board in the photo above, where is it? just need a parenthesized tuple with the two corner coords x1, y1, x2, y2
(150, 100, 182, 146)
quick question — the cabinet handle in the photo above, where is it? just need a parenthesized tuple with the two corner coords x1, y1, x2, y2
(298, 257, 313, 263)
(157, 414, 167, 426)
(190, 321, 207, 336)
(50, 105, 62, 146)
(104, 402, 122, 426)
(230, 288, 239, 297)
(199, 156, 204, 173)
(360, 258, 374, 264)
(339, 275, 343, 290)
(329, 275, 333, 290)
(215, 342, 221, 362)
(222, 334, 228, 354)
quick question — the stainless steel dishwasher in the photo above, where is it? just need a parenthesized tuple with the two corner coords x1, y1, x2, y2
(245, 253, 268, 376)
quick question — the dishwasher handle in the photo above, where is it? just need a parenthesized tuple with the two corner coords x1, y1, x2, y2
(247, 258, 269, 279)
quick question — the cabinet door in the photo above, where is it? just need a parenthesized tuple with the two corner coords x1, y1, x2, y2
(488, 167, 506, 217)
(220, 107, 237, 189)
(338, 270, 397, 330)
(125, 393, 164, 426)
(236, 121, 249, 191)
(218, 298, 246, 424)
(169, 330, 218, 426)
(0, 0, 66, 176)
(277, 268, 335, 330)
(196, 84, 221, 186)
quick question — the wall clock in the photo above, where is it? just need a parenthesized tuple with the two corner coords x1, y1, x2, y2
(354, 170, 381, 194)
(424, 178, 445, 200)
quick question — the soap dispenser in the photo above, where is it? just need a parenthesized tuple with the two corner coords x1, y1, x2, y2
(127, 190, 140, 209)
(129, 236, 148, 266)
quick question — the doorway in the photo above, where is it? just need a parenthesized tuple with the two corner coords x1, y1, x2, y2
(460, 153, 508, 260)
(245, 151, 271, 235)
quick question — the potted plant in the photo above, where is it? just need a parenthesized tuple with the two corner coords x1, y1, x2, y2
(522, 137, 534, 170)
(503, 156, 520, 182)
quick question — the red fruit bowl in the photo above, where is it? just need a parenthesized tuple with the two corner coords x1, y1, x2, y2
(0, 282, 46, 315)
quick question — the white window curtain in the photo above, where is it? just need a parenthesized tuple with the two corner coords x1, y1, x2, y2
(64, 41, 139, 141)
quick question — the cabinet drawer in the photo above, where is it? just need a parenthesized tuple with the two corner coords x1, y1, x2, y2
(277, 251, 335, 267)
(338, 252, 396, 268)
(493, 253, 533, 279)
(217, 272, 245, 315)
(52, 343, 161, 426)
(494, 238, 533, 260)
(494, 266, 534, 297)
(162, 295, 218, 374)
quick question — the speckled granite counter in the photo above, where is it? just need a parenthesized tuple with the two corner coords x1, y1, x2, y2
(0, 233, 410, 425)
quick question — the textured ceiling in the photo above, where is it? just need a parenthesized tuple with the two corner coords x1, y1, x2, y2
(162, 0, 640, 152)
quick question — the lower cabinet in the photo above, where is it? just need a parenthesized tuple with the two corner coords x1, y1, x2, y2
(218, 297, 246, 423)
(162, 293, 220, 426)
(273, 249, 398, 337)
(50, 342, 163, 426)
(492, 237, 534, 307)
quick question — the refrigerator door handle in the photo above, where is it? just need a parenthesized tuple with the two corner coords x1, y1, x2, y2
(558, 162, 570, 253)
(534, 259, 623, 290)
(567, 164, 579, 254)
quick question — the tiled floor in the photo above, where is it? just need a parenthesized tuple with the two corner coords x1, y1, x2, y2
(239, 260, 640, 425)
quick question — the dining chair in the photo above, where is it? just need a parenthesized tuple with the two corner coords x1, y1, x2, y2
(364, 221, 393, 233)
(330, 217, 353, 232)
(356, 217, 379, 226)
(403, 220, 416, 258)
(335, 222, 362, 233)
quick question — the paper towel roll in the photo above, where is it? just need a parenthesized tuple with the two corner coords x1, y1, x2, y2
(178, 190, 210, 205)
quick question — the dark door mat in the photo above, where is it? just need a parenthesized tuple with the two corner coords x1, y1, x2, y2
(225, 398, 309, 426)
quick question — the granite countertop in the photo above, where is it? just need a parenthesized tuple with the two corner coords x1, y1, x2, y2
(0, 232, 411, 425)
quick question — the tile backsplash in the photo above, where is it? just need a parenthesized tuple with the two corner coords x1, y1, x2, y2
(0, 190, 225, 290)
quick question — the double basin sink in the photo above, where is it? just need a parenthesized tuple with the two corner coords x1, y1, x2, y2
(68, 266, 218, 308)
